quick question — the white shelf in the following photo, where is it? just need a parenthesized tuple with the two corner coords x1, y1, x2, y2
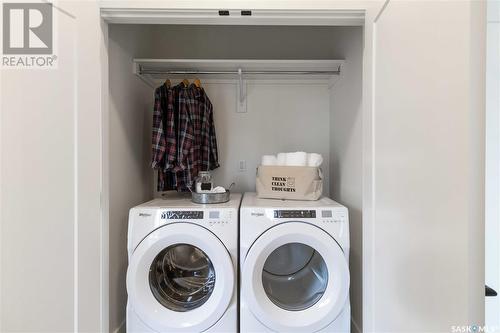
(133, 58, 345, 113)
(133, 58, 344, 77)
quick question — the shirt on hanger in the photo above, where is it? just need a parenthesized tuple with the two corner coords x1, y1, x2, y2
(152, 83, 219, 192)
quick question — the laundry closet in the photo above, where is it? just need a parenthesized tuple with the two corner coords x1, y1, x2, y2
(0, 1, 486, 333)
(107, 23, 363, 331)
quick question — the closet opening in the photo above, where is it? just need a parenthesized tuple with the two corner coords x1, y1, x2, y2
(105, 23, 364, 333)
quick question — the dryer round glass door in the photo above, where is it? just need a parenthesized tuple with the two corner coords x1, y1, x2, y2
(242, 222, 349, 333)
(127, 223, 234, 333)
(262, 242, 328, 311)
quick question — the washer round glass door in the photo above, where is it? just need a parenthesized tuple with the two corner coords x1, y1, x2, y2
(149, 243, 216, 312)
(127, 223, 234, 332)
(242, 222, 349, 332)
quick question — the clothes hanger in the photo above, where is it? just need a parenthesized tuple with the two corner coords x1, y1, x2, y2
(194, 78, 201, 88)
(182, 79, 190, 87)
(164, 79, 171, 88)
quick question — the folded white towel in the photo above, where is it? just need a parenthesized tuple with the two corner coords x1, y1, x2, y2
(286, 151, 308, 166)
(307, 153, 323, 167)
(211, 186, 226, 193)
(276, 153, 287, 166)
(261, 155, 278, 166)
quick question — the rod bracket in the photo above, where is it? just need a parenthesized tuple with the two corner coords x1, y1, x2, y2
(237, 68, 247, 113)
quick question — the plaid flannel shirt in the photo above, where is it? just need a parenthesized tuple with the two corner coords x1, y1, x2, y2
(152, 83, 219, 192)
(152, 84, 184, 191)
(152, 85, 175, 169)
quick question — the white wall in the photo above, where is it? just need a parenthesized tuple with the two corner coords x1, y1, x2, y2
(201, 80, 331, 193)
(370, 1, 485, 331)
(1, 2, 105, 332)
(1, 13, 76, 333)
(108, 25, 155, 333)
(147, 25, 353, 60)
(328, 27, 363, 333)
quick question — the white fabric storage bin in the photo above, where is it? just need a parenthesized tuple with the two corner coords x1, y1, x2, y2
(256, 166, 323, 201)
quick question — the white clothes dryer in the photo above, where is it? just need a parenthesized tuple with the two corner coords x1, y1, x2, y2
(240, 193, 350, 333)
(126, 193, 241, 332)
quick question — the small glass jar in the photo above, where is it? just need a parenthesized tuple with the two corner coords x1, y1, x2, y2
(195, 171, 214, 193)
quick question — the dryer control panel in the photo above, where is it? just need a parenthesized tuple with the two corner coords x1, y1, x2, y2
(273, 210, 316, 219)
(321, 210, 347, 224)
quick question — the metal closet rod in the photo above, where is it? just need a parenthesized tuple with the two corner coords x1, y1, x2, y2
(138, 69, 341, 75)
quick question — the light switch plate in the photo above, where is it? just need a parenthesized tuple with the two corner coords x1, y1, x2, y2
(239, 160, 247, 172)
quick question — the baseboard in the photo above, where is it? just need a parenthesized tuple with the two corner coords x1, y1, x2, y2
(351, 318, 362, 333)
(112, 320, 125, 333)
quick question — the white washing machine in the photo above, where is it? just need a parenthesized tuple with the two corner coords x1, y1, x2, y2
(126, 193, 241, 332)
(240, 193, 350, 333)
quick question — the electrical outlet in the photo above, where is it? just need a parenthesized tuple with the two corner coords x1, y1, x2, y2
(238, 160, 247, 172)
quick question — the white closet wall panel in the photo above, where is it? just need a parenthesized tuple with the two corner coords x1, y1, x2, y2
(371, 1, 485, 331)
(1, 17, 75, 332)
(108, 24, 156, 333)
(0, 2, 105, 332)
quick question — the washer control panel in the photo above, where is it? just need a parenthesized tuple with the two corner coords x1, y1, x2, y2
(159, 209, 233, 226)
(161, 210, 204, 220)
(208, 210, 232, 226)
